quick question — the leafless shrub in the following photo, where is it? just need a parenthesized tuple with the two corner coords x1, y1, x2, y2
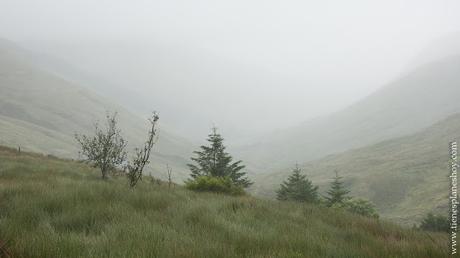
(125, 113, 159, 188)
(166, 164, 173, 188)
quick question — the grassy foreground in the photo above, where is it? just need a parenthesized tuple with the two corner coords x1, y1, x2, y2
(0, 146, 449, 257)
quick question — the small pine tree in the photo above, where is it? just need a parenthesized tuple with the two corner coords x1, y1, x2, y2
(325, 170, 350, 206)
(276, 165, 318, 202)
(187, 127, 252, 188)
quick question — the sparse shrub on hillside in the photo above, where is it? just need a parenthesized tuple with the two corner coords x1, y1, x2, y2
(324, 170, 350, 207)
(75, 112, 127, 179)
(125, 113, 159, 188)
(276, 165, 318, 203)
(332, 198, 379, 219)
(322, 171, 379, 218)
(419, 213, 450, 232)
(187, 127, 252, 191)
(166, 164, 173, 188)
(185, 176, 245, 195)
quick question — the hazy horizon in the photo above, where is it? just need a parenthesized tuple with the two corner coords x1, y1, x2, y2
(1, 0, 460, 143)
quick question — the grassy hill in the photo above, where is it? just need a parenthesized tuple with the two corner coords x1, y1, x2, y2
(252, 113, 460, 225)
(0, 146, 449, 257)
(0, 38, 195, 181)
(238, 55, 460, 172)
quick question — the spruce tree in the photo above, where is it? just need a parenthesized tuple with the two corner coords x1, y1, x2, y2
(276, 165, 318, 202)
(325, 170, 350, 206)
(187, 127, 252, 188)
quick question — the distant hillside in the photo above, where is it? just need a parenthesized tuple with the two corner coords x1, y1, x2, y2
(0, 146, 448, 257)
(238, 55, 460, 172)
(409, 33, 460, 68)
(253, 113, 460, 225)
(0, 38, 195, 181)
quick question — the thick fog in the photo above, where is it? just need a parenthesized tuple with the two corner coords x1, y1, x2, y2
(1, 0, 460, 144)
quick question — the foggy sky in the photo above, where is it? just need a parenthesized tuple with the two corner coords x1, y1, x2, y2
(1, 0, 460, 143)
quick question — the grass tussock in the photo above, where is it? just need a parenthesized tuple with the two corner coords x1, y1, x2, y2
(0, 146, 449, 257)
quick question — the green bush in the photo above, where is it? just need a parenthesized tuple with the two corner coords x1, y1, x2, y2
(185, 176, 245, 195)
(332, 198, 379, 219)
(419, 213, 450, 232)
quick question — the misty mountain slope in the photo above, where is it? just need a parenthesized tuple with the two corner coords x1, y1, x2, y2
(409, 32, 460, 68)
(0, 115, 75, 154)
(238, 55, 460, 171)
(0, 39, 195, 180)
(253, 113, 460, 225)
(21, 40, 347, 144)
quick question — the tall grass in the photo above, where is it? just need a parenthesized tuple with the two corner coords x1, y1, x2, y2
(0, 146, 449, 257)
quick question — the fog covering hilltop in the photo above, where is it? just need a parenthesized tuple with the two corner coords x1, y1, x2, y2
(237, 54, 460, 172)
(0, 38, 195, 180)
(18, 39, 345, 145)
(409, 32, 460, 67)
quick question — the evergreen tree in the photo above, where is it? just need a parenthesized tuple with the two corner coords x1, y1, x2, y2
(334, 198, 379, 218)
(325, 170, 350, 206)
(187, 127, 252, 188)
(276, 165, 318, 202)
(419, 213, 450, 232)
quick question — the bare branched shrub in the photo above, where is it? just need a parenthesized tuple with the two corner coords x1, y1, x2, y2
(75, 112, 127, 179)
(126, 113, 159, 188)
(166, 164, 173, 188)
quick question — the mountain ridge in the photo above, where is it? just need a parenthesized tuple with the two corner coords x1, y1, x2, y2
(0, 38, 195, 181)
(238, 55, 460, 172)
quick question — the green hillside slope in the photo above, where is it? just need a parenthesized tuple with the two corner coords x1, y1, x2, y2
(0, 146, 449, 257)
(253, 113, 460, 225)
(238, 55, 460, 172)
(0, 39, 194, 181)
